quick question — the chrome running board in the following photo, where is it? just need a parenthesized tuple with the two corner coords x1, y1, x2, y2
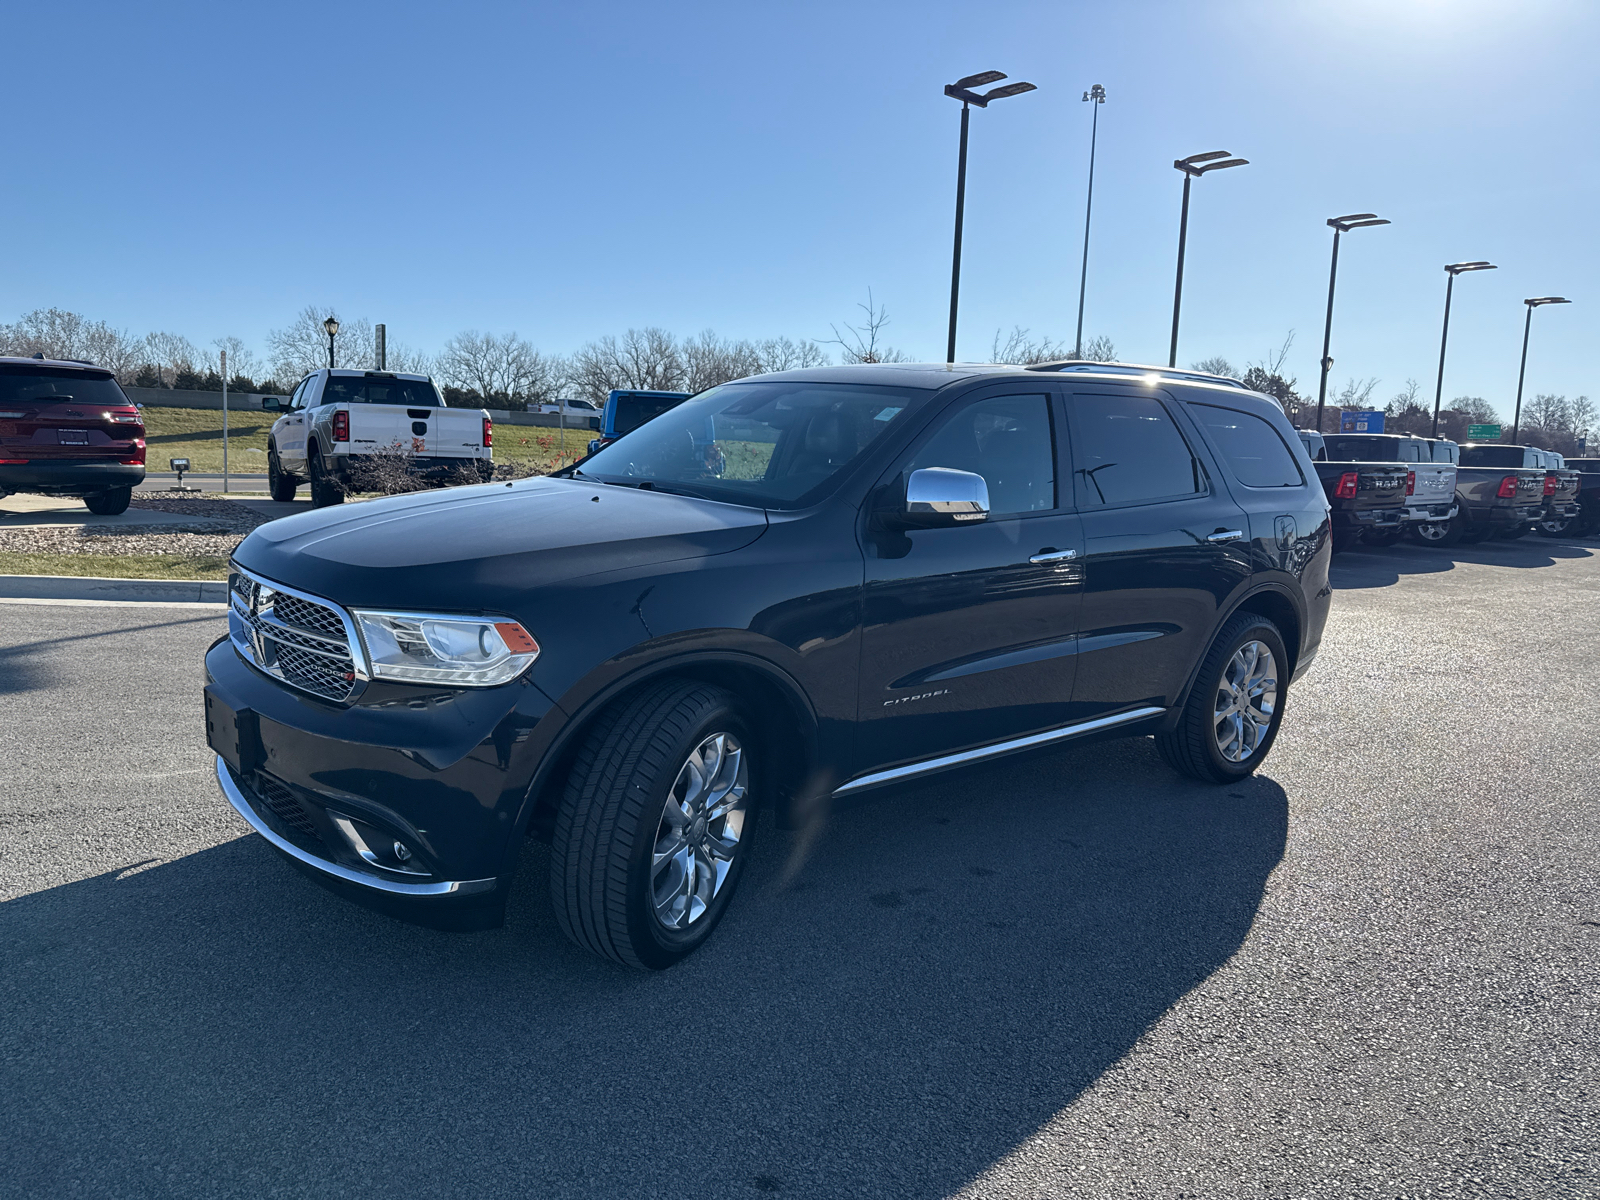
(833, 706, 1166, 797)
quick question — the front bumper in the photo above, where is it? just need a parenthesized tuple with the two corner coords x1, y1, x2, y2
(1403, 502, 1457, 522)
(0, 460, 145, 494)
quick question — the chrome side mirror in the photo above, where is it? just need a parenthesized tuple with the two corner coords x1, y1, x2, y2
(904, 467, 990, 526)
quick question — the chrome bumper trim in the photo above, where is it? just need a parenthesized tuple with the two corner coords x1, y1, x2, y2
(214, 756, 496, 897)
(832, 705, 1167, 797)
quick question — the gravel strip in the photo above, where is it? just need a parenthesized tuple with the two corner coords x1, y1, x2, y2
(0, 527, 245, 558)
(128, 496, 272, 534)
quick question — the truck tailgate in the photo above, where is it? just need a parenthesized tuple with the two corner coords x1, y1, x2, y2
(349, 405, 487, 459)
(1410, 463, 1456, 505)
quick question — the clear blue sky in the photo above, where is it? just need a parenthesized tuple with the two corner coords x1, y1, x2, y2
(8, 0, 1596, 417)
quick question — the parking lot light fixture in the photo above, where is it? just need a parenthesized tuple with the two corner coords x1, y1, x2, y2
(1073, 84, 1107, 359)
(1169, 151, 1249, 368)
(1430, 262, 1497, 437)
(1314, 213, 1390, 433)
(1512, 297, 1572, 441)
(324, 316, 339, 370)
(943, 70, 1038, 364)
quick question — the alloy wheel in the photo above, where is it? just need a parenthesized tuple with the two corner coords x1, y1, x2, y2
(1413, 521, 1449, 542)
(1213, 641, 1277, 763)
(650, 732, 749, 930)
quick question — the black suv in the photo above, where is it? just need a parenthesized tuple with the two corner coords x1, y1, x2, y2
(204, 363, 1331, 968)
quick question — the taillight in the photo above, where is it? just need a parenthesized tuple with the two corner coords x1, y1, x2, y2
(1497, 475, 1519, 498)
(1544, 474, 1557, 496)
(333, 410, 350, 442)
(126, 439, 146, 464)
(1406, 471, 1416, 496)
(1335, 472, 1359, 499)
(482, 417, 493, 447)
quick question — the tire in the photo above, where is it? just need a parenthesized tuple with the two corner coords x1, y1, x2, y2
(1457, 518, 1490, 545)
(1409, 519, 1458, 546)
(268, 445, 298, 501)
(1157, 612, 1289, 785)
(1362, 528, 1402, 547)
(83, 487, 131, 516)
(1535, 517, 1571, 539)
(551, 681, 756, 970)
(308, 447, 344, 508)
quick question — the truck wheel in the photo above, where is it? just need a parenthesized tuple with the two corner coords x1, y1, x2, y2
(1457, 518, 1490, 544)
(1157, 613, 1288, 785)
(1363, 528, 1402, 547)
(83, 487, 132, 516)
(268, 446, 298, 501)
(551, 681, 756, 970)
(308, 448, 344, 508)
(1408, 519, 1455, 546)
(1535, 517, 1571, 539)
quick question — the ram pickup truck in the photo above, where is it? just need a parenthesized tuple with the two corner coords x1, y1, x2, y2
(1449, 443, 1548, 544)
(1562, 458, 1600, 536)
(1321, 433, 1458, 546)
(264, 369, 492, 507)
(1308, 458, 1408, 550)
(1526, 448, 1583, 538)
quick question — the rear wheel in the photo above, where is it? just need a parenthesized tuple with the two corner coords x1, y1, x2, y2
(1409, 518, 1457, 546)
(1457, 517, 1490, 544)
(1157, 613, 1288, 784)
(83, 487, 132, 516)
(1362, 528, 1402, 547)
(551, 681, 756, 970)
(308, 447, 344, 508)
(268, 445, 298, 501)
(1536, 515, 1573, 538)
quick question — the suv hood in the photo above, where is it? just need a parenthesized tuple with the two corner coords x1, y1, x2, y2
(233, 476, 768, 611)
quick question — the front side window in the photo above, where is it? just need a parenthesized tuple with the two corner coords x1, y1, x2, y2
(1192, 403, 1303, 488)
(581, 380, 924, 509)
(905, 394, 1055, 515)
(1070, 393, 1203, 506)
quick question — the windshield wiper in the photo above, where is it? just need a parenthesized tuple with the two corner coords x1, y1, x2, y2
(634, 480, 713, 500)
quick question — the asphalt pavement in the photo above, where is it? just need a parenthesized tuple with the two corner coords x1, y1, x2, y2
(1, 537, 1596, 1199)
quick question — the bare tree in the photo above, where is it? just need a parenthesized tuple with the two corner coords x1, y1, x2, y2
(385, 341, 436, 377)
(0, 308, 145, 380)
(826, 291, 910, 364)
(1569, 395, 1596, 438)
(436, 330, 563, 407)
(570, 328, 686, 402)
(752, 336, 828, 374)
(1522, 393, 1570, 433)
(1333, 377, 1381, 409)
(1191, 356, 1237, 378)
(204, 336, 262, 385)
(990, 326, 1069, 365)
(143, 331, 201, 380)
(268, 306, 376, 382)
(680, 329, 763, 394)
(1078, 334, 1116, 362)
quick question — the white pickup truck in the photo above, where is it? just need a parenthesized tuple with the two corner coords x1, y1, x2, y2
(264, 370, 492, 507)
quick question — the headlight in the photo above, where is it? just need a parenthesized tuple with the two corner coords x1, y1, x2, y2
(350, 609, 539, 687)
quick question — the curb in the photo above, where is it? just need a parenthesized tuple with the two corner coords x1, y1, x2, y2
(0, 574, 229, 604)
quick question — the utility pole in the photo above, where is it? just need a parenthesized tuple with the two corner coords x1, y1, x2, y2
(221, 349, 229, 494)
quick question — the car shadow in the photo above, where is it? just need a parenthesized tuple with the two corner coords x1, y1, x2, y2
(0, 611, 222, 697)
(0, 736, 1286, 1198)
(1331, 536, 1596, 589)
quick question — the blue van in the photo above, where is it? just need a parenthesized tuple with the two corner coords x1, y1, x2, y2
(587, 389, 691, 455)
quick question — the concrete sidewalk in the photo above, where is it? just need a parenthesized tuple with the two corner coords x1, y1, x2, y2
(0, 573, 228, 605)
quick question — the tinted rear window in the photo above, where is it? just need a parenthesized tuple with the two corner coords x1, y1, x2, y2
(1324, 436, 1400, 462)
(0, 364, 128, 407)
(614, 394, 685, 435)
(1070, 393, 1204, 505)
(322, 376, 441, 407)
(1192, 404, 1303, 487)
(1459, 446, 1524, 468)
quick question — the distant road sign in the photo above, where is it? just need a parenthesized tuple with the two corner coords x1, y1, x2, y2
(1468, 423, 1502, 440)
(1340, 410, 1385, 433)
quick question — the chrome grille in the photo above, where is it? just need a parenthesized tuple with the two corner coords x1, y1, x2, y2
(229, 567, 363, 702)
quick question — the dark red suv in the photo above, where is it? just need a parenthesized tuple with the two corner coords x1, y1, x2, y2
(0, 357, 146, 513)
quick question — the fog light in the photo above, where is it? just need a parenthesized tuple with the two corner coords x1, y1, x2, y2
(393, 841, 412, 862)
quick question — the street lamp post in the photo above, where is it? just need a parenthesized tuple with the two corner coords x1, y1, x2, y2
(942, 70, 1037, 364)
(1168, 150, 1248, 368)
(324, 315, 339, 369)
(1511, 296, 1571, 441)
(1314, 213, 1390, 434)
(1073, 84, 1106, 358)
(1430, 262, 1496, 438)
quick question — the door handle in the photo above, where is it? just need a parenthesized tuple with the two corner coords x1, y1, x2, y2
(1029, 548, 1079, 564)
(1206, 530, 1244, 544)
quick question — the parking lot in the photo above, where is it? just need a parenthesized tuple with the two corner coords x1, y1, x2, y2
(1, 536, 1596, 1199)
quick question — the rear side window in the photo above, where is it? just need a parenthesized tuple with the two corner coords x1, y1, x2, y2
(907, 394, 1056, 515)
(1192, 404, 1304, 488)
(323, 376, 442, 407)
(1431, 442, 1459, 464)
(1070, 393, 1203, 506)
(1399, 441, 1422, 463)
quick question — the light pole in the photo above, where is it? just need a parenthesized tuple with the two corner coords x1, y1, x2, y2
(1169, 150, 1248, 368)
(1511, 296, 1571, 441)
(1314, 212, 1390, 433)
(1073, 84, 1106, 358)
(1430, 262, 1496, 437)
(943, 70, 1037, 364)
(324, 315, 339, 369)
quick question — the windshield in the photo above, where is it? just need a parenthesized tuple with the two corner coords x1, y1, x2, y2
(581, 380, 925, 508)
(0, 364, 129, 407)
(613, 393, 687, 435)
(322, 376, 442, 407)
(1459, 446, 1525, 468)
(1324, 436, 1398, 462)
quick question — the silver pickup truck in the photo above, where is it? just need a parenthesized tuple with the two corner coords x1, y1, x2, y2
(1319, 433, 1458, 545)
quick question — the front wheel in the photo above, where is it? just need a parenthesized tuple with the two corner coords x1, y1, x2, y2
(83, 487, 132, 516)
(551, 681, 756, 970)
(1157, 613, 1288, 784)
(308, 448, 344, 508)
(1409, 518, 1458, 546)
(268, 445, 298, 501)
